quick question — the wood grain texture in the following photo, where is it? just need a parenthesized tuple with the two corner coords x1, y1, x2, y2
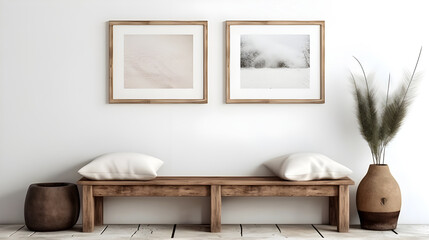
(78, 177, 354, 186)
(109, 99, 208, 104)
(109, 21, 208, 104)
(222, 185, 337, 197)
(225, 21, 231, 103)
(329, 196, 338, 226)
(211, 185, 222, 233)
(78, 177, 354, 233)
(94, 197, 103, 226)
(226, 21, 327, 25)
(226, 99, 325, 104)
(338, 185, 350, 232)
(225, 20, 325, 104)
(109, 22, 113, 104)
(82, 185, 94, 232)
(109, 20, 208, 25)
(319, 21, 325, 103)
(132, 224, 174, 238)
(93, 185, 209, 197)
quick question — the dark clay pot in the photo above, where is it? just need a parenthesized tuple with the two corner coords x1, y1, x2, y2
(24, 182, 80, 231)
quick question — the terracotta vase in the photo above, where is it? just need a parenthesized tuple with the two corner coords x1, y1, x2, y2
(24, 182, 80, 231)
(356, 164, 401, 230)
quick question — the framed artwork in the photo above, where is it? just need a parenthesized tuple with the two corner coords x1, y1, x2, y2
(109, 21, 208, 103)
(226, 21, 325, 103)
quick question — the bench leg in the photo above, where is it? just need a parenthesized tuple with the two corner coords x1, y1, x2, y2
(211, 185, 221, 232)
(329, 196, 338, 226)
(82, 185, 95, 232)
(94, 196, 103, 226)
(337, 185, 349, 232)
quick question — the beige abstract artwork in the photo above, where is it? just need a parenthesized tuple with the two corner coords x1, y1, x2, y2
(124, 34, 193, 89)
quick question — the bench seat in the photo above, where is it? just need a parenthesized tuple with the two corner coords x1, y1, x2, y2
(78, 176, 354, 233)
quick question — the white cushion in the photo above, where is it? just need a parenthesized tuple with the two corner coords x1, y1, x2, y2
(264, 153, 352, 181)
(78, 152, 164, 180)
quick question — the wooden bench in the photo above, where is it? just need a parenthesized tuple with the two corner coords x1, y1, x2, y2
(77, 176, 354, 233)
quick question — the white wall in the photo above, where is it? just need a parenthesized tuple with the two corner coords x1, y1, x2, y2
(1, 0, 428, 224)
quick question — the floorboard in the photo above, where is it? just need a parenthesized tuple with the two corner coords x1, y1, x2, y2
(315, 224, 399, 239)
(174, 224, 241, 238)
(277, 224, 322, 238)
(9, 226, 34, 239)
(31, 225, 83, 238)
(1, 224, 428, 239)
(101, 224, 139, 237)
(72, 225, 107, 237)
(394, 224, 429, 239)
(0, 225, 23, 238)
(131, 224, 174, 239)
(241, 224, 284, 238)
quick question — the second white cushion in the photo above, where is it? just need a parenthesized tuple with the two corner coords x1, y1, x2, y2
(264, 153, 352, 181)
(78, 152, 164, 180)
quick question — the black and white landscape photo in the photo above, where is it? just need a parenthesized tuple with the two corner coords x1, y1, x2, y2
(240, 34, 310, 89)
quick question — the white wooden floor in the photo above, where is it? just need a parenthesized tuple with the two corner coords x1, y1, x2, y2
(1, 224, 428, 239)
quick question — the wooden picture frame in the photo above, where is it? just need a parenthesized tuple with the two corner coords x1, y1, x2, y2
(109, 21, 208, 103)
(226, 21, 325, 104)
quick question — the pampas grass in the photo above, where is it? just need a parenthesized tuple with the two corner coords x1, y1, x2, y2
(351, 47, 422, 164)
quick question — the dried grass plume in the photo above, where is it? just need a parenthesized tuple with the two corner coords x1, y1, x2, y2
(351, 47, 422, 164)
